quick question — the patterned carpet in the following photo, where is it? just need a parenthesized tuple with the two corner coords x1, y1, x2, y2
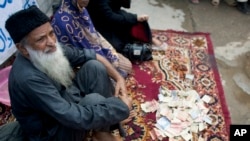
(0, 30, 231, 141)
(123, 30, 231, 141)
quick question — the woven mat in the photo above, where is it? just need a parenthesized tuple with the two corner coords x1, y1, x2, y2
(123, 30, 231, 141)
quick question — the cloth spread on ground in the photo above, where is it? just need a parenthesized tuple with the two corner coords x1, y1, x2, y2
(123, 30, 231, 141)
(0, 29, 231, 141)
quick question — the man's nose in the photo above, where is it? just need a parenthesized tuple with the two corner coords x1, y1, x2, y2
(47, 36, 56, 47)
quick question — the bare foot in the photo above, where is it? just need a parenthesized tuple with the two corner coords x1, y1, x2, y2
(92, 132, 123, 141)
(152, 37, 162, 46)
(121, 110, 136, 125)
(152, 42, 168, 51)
(152, 37, 168, 51)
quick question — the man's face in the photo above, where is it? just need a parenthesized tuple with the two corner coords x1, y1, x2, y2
(25, 22, 57, 55)
(25, 41, 74, 88)
(22, 23, 74, 87)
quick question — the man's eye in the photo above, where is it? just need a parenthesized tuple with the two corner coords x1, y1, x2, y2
(50, 31, 55, 35)
(37, 37, 44, 42)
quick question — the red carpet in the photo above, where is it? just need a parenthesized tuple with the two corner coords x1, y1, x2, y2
(0, 30, 231, 141)
(123, 30, 231, 141)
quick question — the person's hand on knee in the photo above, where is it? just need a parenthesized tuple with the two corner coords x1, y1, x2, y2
(114, 77, 127, 97)
(118, 94, 132, 111)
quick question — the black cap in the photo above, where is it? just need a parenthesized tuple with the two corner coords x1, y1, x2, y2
(5, 5, 50, 43)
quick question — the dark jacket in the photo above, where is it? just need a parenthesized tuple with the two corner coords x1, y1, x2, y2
(8, 45, 129, 141)
(87, 0, 138, 52)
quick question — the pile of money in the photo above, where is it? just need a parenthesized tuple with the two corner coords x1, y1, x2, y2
(141, 86, 212, 141)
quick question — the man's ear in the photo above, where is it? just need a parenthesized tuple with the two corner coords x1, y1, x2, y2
(16, 43, 29, 57)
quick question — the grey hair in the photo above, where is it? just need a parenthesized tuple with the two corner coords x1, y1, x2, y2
(20, 36, 28, 46)
(19, 36, 28, 46)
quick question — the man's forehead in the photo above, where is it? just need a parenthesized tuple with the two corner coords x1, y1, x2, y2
(27, 22, 53, 37)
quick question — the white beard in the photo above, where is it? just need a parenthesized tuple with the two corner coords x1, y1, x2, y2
(26, 42, 74, 88)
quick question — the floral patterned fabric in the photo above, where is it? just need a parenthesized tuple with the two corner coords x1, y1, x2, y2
(51, 0, 119, 65)
(123, 30, 231, 141)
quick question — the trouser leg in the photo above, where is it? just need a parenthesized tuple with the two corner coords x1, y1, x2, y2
(0, 121, 27, 141)
(52, 61, 120, 140)
(53, 60, 114, 141)
(74, 60, 114, 98)
(74, 61, 125, 134)
(74, 60, 116, 132)
(51, 126, 85, 141)
(80, 94, 114, 133)
(52, 94, 108, 141)
(79, 94, 125, 139)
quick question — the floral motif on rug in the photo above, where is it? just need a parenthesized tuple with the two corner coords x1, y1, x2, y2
(0, 103, 15, 125)
(123, 30, 231, 141)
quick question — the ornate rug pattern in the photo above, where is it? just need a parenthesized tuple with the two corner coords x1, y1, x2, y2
(123, 30, 231, 141)
(0, 30, 231, 141)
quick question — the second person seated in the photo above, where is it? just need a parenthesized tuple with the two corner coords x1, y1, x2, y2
(51, 0, 132, 78)
(86, 0, 167, 53)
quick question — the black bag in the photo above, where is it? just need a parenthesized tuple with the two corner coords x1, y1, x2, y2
(122, 43, 153, 62)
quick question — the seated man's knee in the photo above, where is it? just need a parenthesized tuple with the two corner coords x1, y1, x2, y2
(84, 60, 106, 72)
(79, 93, 105, 106)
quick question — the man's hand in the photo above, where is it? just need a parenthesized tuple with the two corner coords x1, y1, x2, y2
(115, 77, 132, 110)
(95, 54, 132, 109)
(114, 77, 127, 97)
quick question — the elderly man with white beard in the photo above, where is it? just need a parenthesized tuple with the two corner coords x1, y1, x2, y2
(2, 5, 132, 141)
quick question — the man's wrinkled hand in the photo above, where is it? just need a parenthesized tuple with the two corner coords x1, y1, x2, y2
(114, 77, 127, 97)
